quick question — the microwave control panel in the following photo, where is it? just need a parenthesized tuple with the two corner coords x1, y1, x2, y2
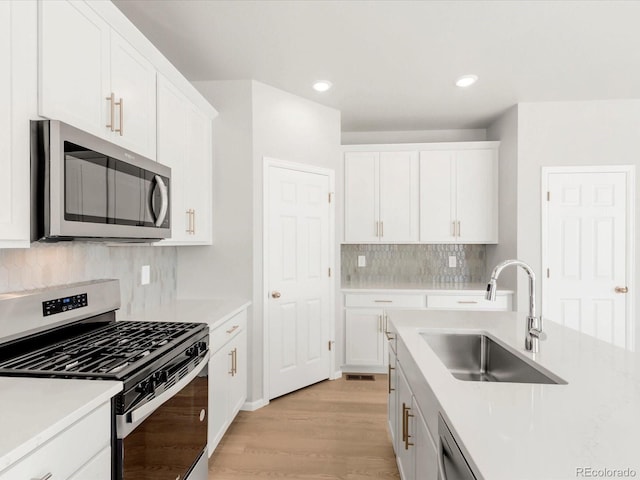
(42, 293, 88, 316)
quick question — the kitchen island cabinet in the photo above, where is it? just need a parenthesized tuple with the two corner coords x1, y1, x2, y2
(389, 309, 640, 479)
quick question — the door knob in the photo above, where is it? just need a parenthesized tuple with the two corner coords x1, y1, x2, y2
(271, 291, 281, 299)
(615, 286, 628, 294)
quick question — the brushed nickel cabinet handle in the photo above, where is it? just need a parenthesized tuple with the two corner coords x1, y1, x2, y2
(452, 221, 456, 237)
(106, 93, 115, 131)
(457, 220, 461, 237)
(32, 474, 52, 480)
(457, 301, 478, 304)
(374, 300, 393, 303)
(375, 221, 379, 237)
(380, 221, 384, 237)
(115, 97, 123, 136)
(615, 286, 629, 294)
(388, 364, 395, 394)
(226, 325, 240, 334)
(192, 209, 196, 235)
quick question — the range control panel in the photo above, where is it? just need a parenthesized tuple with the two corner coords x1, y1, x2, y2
(42, 293, 88, 317)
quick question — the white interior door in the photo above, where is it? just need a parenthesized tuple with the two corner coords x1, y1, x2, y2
(267, 162, 332, 400)
(543, 168, 634, 348)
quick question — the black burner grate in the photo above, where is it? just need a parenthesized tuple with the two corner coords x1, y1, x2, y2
(0, 321, 203, 377)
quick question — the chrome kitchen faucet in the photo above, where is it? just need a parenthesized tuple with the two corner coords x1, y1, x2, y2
(486, 259, 545, 353)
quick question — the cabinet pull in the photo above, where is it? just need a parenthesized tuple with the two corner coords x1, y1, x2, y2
(451, 221, 456, 237)
(388, 364, 395, 394)
(375, 221, 379, 237)
(192, 209, 196, 234)
(401, 402, 407, 442)
(457, 301, 478, 304)
(228, 348, 237, 376)
(457, 220, 461, 237)
(437, 438, 449, 480)
(374, 300, 393, 303)
(115, 97, 124, 136)
(106, 93, 115, 131)
(32, 474, 53, 480)
(380, 221, 384, 237)
(403, 405, 414, 450)
(226, 324, 240, 334)
(378, 315, 383, 333)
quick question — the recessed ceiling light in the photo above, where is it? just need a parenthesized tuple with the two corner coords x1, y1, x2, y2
(455, 75, 478, 88)
(313, 80, 332, 92)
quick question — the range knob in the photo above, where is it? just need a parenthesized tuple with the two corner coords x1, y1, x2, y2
(154, 370, 169, 384)
(136, 378, 155, 395)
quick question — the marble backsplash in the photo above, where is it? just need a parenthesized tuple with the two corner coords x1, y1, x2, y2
(341, 244, 486, 284)
(0, 242, 177, 317)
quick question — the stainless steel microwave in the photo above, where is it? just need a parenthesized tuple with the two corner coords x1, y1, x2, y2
(31, 120, 171, 242)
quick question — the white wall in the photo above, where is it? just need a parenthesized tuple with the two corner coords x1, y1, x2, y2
(486, 106, 518, 302)
(251, 81, 342, 400)
(341, 128, 486, 145)
(177, 80, 341, 404)
(516, 101, 640, 349)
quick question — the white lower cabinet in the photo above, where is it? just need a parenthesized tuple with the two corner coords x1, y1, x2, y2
(345, 308, 387, 368)
(0, 402, 111, 480)
(208, 309, 247, 456)
(395, 361, 438, 480)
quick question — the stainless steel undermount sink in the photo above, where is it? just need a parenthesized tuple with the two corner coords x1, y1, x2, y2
(421, 332, 567, 385)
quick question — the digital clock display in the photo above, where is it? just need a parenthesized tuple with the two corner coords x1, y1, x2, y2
(42, 293, 88, 316)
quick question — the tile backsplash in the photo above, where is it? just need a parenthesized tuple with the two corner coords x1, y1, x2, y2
(0, 242, 177, 317)
(341, 244, 486, 284)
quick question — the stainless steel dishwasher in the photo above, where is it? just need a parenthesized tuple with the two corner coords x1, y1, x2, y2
(438, 414, 477, 480)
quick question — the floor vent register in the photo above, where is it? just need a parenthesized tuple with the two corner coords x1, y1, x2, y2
(346, 374, 376, 381)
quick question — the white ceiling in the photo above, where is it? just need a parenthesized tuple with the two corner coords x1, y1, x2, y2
(113, 0, 640, 132)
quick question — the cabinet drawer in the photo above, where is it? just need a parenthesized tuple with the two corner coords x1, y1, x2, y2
(426, 293, 511, 311)
(344, 294, 426, 308)
(68, 447, 111, 480)
(0, 402, 110, 480)
(211, 309, 247, 354)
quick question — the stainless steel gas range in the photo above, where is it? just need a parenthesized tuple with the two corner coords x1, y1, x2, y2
(0, 280, 209, 480)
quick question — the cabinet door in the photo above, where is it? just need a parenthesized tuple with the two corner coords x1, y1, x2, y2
(344, 152, 379, 242)
(388, 349, 398, 452)
(415, 404, 438, 480)
(396, 364, 415, 480)
(379, 152, 419, 242)
(456, 149, 498, 243)
(110, 31, 157, 159)
(345, 309, 385, 367)
(419, 151, 456, 242)
(228, 328, 247, 418)
(39, 0, 110, 138)
(0, 1, 35, 248)
(184, 104, 213, 244)
(208, 346, 230, 456)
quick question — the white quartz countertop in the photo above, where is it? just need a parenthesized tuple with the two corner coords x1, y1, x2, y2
(342, 281, 514, 294)
(390, 310, 640, 480)
(0, 378, 122, 472)
(119, 298, 251, 330)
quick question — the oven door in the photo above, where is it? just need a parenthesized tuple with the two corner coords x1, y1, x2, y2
(116, 356, 208, 480)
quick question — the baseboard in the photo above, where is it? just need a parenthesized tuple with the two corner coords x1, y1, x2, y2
(241, 398, 268, 411)
(330, 370, 343, 380)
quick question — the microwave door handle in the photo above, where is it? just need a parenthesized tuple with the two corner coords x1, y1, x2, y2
(152, 175, 168, 227)
(127, 352, 209, 426)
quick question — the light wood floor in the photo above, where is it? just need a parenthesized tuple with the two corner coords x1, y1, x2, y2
(208, 374, 400, 479)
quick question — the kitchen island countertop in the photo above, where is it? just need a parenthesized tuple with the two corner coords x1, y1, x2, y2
(390, 309, 640, 480)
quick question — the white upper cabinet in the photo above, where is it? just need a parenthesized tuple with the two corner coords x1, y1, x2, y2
(0, 1, 36, 248)
(344, 151, 419, 243)
(109, 30, 157, 158)
(420, 145, 498, 244)
(156, 75, 213, 246)
(39, 1, 156, 159)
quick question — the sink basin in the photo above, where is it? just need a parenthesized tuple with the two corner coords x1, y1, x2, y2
(421, 332, 567, 385)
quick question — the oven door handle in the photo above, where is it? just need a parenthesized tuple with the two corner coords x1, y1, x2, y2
(128, 352, 209, 425)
